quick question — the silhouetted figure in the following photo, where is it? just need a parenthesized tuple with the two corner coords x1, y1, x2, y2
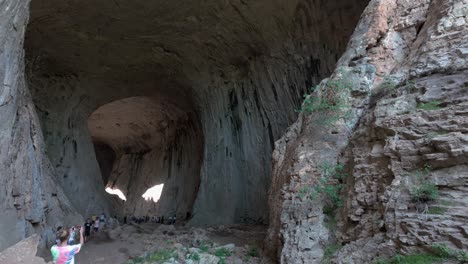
(84, 220, 92, 242)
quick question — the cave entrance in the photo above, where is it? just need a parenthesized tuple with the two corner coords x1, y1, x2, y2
(142, 184, 165, 203)
(105, 187, 127, 201)
(88, 97, 203, 218)
(25, 0, 370, 227)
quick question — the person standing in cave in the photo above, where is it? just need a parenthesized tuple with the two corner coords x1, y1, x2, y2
(93, 218, 100, 233)
(100, 213, 106, 225)
(84, 219, 92, 242)
(51, 225, 84, 264)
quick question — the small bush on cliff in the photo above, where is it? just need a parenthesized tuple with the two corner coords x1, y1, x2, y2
(417, 100, 443, 111)
(374, 253, 444, 264)
(299, 163, 347, 210)
(411, 182, 439, 203)
(369, 76, 398, 105)
(322, 244, 342, 264)
(300, 78, 352, 126)
(458, 251, 468, 263)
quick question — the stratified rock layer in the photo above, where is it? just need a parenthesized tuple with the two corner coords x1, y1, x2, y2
(267, 0, 468, 263)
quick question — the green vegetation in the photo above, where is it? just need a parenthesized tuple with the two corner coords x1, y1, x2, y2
(411, 182, 439, 203)
(427, 206, 446, 215)
(458, 251, 468, 263)
(417, 100, 443, 111)
(246, 246, 259, 258)
(432, 244, 468, 263)
(300, 78, 353, 126)
(408, 165, 440, 209)
(375, 244, 468, 264)
(299, 186, 311, 200)
(214, 248, 232, 258)
(126, 249, 178, 264)
(410, 164, 432, 179)
(188, 252, 200, 261)
(374, 253, 444, 264)
(369, 76, 398, 105)
(322, 244, 342, 264)
(313, 163, 347, 209)
(198, 244, 210, 253)
(214, 247, 232, 264)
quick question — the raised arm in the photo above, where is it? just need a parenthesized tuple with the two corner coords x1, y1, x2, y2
(79, 226, 84, 245)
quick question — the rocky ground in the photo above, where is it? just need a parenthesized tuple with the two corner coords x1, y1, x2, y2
(23, 222, 273, 264)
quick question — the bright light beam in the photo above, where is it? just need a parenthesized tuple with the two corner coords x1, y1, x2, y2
(142, 184, 164, 202)
(105, 187, 127, 201)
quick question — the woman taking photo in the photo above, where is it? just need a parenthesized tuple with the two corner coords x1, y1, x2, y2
(51, 225, 84, 264)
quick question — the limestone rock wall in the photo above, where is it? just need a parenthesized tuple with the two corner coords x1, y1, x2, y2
(267, 0, 468, 263)
(29, 76, 115, 218)
(0, 0, 82, 253)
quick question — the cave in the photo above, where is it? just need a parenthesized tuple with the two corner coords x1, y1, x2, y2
(24, 0, 369, 227)
(0, 0, 377, 258)
(2, 0, 468, 262)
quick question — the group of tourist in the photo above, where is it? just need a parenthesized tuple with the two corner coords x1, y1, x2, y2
(51, 213, 107, 263)
(123, 214, 177, 225)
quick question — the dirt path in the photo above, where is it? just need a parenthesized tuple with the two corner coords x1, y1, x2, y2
(72, 224, 271, 264)
(75, 232, 143, 264)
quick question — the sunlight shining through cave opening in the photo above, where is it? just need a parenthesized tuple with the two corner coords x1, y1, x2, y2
(142, 184, 164, 203)
(105, 187, 127, 201)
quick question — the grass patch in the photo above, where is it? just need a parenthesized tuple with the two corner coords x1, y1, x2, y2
(427, 206, 447, 215)
(127, 249, 178, 264)
(300, 78, 353, 126)
(246, 246, 259, 258)
(374, 253, 444, 264)
(188, 252, 200, 261)
(214, 248, 232, 258)
(198, 244, 210, 253)
(411, 182, 439, 203)
(417, 101, 443, 111)
(375, 244, 468, 264)
(370, 76, 398, 105)
(322, 244, 342, 264)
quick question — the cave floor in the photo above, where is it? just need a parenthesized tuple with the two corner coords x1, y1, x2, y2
(71, 223, 273, 264)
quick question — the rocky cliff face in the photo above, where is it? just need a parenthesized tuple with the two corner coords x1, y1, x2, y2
(0, 0, 82, 253)
(266, 0, 468, 262)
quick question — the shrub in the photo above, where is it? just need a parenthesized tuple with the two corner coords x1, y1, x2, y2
(374, 253, 443, 264)
(198, 244, 210, 253)
(246, 246, 259, 258)
(188, 252, 200, 261)
(127, 249, 177, 264)
(214, 248, 232, 258)
(322, 244, 342, 264)
(458, 251, 468, 263)
(417, 101, 443, 111)
(146, 249, 177, 262)
(431, 244, 454, 258)
(300, 78, 352, 126)
(370, 76, 398, 105)
(411, 182, 438, 203)
(313, 163, 347, 209)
